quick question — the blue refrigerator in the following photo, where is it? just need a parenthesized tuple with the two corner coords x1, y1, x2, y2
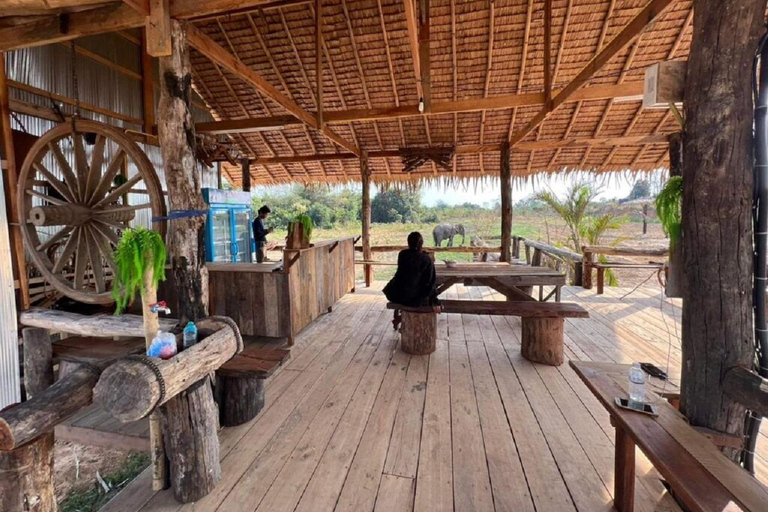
(202, 188, 253, 263)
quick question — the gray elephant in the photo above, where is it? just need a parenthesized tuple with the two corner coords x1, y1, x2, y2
(433, 223, 466, 247)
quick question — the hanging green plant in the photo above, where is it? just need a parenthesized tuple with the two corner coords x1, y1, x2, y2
(112, 227, 167, 314)
(655, 176, 683, 248)
(289, 214, 314, 241)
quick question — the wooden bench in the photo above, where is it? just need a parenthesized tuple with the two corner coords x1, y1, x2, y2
(593, 262, 663, 294)
(215, 342, 290, 427)
(571, 361, 768, 512)
(52, 336, 146, 377)
(387, 300, 588, 365)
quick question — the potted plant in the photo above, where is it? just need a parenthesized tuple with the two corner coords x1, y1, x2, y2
(286, 214, 314, 250)
(655, 176, 683, 297)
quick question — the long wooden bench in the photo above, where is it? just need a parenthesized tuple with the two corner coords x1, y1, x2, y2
(387, 300, 588, 365)
(571, 361, 768, 512)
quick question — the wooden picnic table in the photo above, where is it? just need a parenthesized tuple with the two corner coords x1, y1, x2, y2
(435, 262, 566, 302)
(570, 360, 768, 512)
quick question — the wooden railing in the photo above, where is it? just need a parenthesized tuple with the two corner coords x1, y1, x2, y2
(581, 245, 668, 289)
(513, 236, 584, 286)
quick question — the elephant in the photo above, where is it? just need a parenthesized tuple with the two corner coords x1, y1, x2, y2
(432, 223, 466, 247)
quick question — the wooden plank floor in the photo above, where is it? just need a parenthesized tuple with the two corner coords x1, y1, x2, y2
(100, 283, 768, 512)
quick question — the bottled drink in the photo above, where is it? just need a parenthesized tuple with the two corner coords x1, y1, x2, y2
(183, 321, 198, 349)
(628, 362, 646, 405)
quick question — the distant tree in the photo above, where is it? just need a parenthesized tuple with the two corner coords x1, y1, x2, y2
(625, 179, 652, 201)
(371, 189, 421, 223)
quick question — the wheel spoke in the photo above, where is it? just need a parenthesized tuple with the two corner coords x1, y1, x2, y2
(52, 227, 80, 274)
(73, 227, 88, 290)
(26, 189, 68, 206)
(89, 223, 117, 278)
(94, 202, 152, 215)
(89, 148, 125, 207)
(84, 226, 106, 293)
(36, 225, 73, 252)
(73, 133, 89, 202)
(92, 174, 142, 209)
(85, 134, 107, 204)
(33, 162, 77, 204)
(47, 141, 81, 201)
(91, 220, 121, 245)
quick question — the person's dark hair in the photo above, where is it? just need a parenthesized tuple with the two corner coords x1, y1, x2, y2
(258, 205, 271, 215)
(407, 231, 424, 250)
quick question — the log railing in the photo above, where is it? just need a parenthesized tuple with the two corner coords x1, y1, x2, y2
(513, 236, 584, 286)
(580, 245, 669, 289)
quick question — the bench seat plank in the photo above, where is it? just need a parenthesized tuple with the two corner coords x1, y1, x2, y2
(387, 300, 588, 318)
(571, 361, 768, 512)
(218, 346, 290, 378)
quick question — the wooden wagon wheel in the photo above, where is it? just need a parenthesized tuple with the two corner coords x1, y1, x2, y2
(17, 119, 166, 304)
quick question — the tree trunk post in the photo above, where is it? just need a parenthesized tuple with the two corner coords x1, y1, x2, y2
(0, 433, 55, 512)
(500, 141, 512, 262)
(521, 317, 564, 366)
(665, 132, 685, 298)
(361, 151, 372, 287)
(157, 20, 220, 499)
(582, 251, 593, 289)
(22, 328, 52, 399)
(680, 0, 763, 461)
(400, 311, 437, 355)
(241, 158, 251, 192)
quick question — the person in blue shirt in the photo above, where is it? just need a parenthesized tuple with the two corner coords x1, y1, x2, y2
(253, 205, 274, 262)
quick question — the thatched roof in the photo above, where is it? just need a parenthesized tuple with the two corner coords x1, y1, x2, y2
(186, 0, 692, 186)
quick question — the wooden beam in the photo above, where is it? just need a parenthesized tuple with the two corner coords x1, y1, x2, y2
(723, 367, 768, 418)
(500, 141, 512, 262)
(418, 0, 431, 111)
(403, 0, 423, 103)
(315, 0, 323, 129)
(0, 0, 309, 51)
(145, 0, 172, 57)
(2, 0, 120, 16)
(0, 53, 30, 310)
(509, 0, 676, 145)
(249, 134, 669, 164)
(140, 36, 156, 134)
(543, 0, 552, 108)
(186, 23, 359, 156)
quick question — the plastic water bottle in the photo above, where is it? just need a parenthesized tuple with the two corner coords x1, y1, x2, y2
(183, 321, 198, 349)
(628, 362, 646, 405)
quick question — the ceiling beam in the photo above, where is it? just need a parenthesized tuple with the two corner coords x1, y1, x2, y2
(186, 23, 360, 156)
(508, 0, 676, 145)
(403, 0, 430, 110)
(0, 0, 308, 51)
(193, 81, 644, 133)
(249, 134, 669, 164)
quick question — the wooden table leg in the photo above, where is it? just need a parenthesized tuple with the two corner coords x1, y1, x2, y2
(555, 285, 561, 302)
(614, 425, 636, 512)
(597, 267, 605, 295)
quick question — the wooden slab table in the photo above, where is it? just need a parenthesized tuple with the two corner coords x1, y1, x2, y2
(570, 360, 768, 512)
(435, 262, 566, 301)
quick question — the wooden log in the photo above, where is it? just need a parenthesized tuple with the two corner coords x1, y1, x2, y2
(28, 204, 135, 226)
(723, 367, 768, 418)
(93, 321, 238, 422)
(355, 245, 503, 253)
(361, 151, 372, 286)
(581, 245, 669, 257)
(665, 132, 684, 298)
(0, 364, 102, 450)
(500, 141, 512, 262)
(400, 311, 437, 355)
(22, 328, 53, 399)
(159, 378, 220, 503)
(531, 248, 543, 267)
(582, 251, 593, 289)
(597, 267, 605, 295)
(19, 309, 177, 338)
(215, 373, 265, 427)
(0, 433, 55, 512)
(680, 0, 763, 460)
(522, 239, 582, 262)
(521, 317, 564, 366)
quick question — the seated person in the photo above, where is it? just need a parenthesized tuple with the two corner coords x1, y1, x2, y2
(384, 232, 441, 329)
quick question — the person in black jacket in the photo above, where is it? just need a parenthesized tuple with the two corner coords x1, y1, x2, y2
(384, 232, 441, 329)
(253, 205, 274, 262)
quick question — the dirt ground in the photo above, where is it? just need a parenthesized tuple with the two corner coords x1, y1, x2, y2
(54, 440, 132, 502)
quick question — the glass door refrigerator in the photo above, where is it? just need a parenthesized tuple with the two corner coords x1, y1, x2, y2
(202, 188, 254, 263)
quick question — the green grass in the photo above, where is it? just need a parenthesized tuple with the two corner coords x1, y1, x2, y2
(59, 453, 149, 512)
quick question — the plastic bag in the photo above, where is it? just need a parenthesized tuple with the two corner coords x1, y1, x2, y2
(147, 331, 178, 360)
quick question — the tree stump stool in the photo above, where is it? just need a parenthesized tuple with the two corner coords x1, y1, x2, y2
(521, 317, 564, 366)
(400, 310, 437, 355)
(215, 345, 290, 427)
(0, 432, 55, 512)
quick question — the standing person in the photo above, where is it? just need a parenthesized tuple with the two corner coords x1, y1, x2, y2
(383, 232, 441, 329)
(253, 205, 274, 263)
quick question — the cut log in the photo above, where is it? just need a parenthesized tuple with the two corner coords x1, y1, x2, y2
(521, 316, 564, 366)
(723, 367, 768, 418)
(93, 320, 238, 422)
(500, 141, 512, 262)
(0, 364, 103, 450)
(22, 327, 53, 398)
(0, 433, 55, 512)
(19, 309, 177, 337)
(400, 311, 437, 355)
(160, 378, 220, 503)
(215, 374, 264, 427)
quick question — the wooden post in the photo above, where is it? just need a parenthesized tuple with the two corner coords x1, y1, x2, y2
(157, 20, 220, 500)
(0, 433, 55, 512)
(315, 0, 323, 129)
(241, 158, 250, 192)
(22, 328, 52, 399)
(614, 426, 636, 512)
(400, 311, 437, 355)
(680, 0, 763, 461)
(500, 141, 512, 262)
(582, 251, 593, 289)
(140, 37, 156, 135)
(521, 317, 564, 366)
(665, 132, 684, 298)
(0, 53, 29, 310)
(361, 151, 372, 287)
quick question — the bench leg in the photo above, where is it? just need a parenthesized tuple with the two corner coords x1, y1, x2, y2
(555, 285, 561, 302)
(521, 316, 564, 366)
(615, 425, 636, 512)
(400, 311, 437, 355)
(597, 267, 605, 295)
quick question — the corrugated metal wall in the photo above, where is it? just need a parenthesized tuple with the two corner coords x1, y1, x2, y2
(0, 32, 219, 406)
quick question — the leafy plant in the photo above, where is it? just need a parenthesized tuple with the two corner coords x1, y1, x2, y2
(112, 227, 167, 314)
(655, 176, 683, 248)
(289, 214, 314, 241)
(535, 182, 599, 252)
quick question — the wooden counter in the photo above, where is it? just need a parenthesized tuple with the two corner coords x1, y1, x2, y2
(207, 237, 356, 345)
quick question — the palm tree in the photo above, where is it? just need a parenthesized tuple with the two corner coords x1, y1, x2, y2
(535, 182, 599, 252)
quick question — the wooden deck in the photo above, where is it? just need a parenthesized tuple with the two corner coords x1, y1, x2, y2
(100, 283, 768, 512)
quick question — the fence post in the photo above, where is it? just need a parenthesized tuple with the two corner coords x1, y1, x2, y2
(582, 251, 594, 289)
